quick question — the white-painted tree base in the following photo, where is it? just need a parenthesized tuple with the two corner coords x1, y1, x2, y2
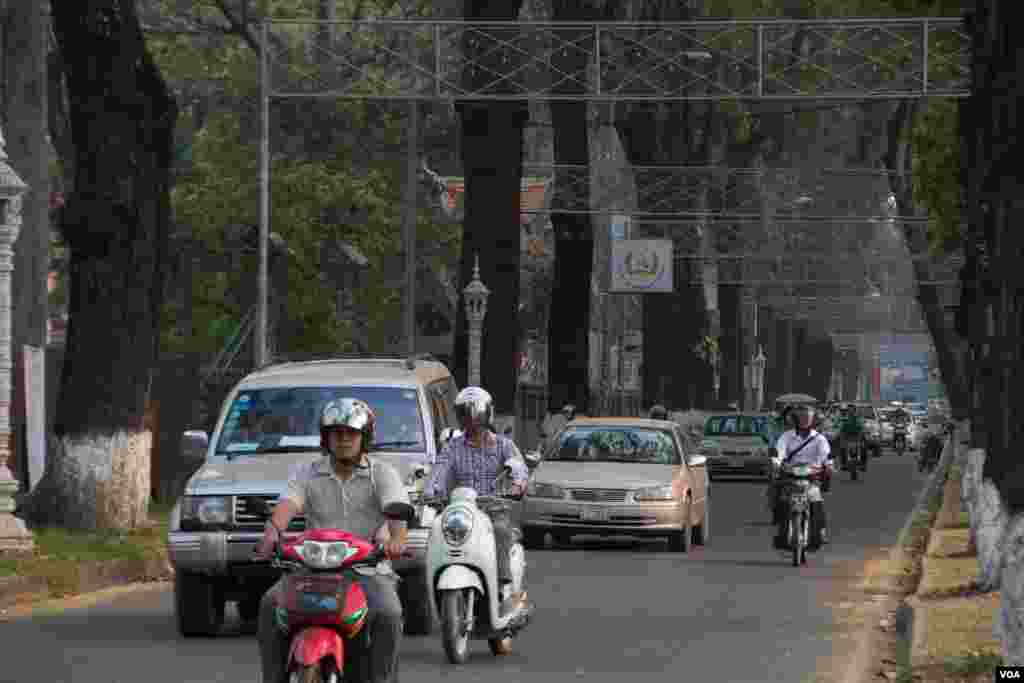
(28, 430, 151, 530)
(960, 445, 1024, 665)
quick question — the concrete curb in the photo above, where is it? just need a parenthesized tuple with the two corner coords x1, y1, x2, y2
(0, 555, 173, 610)
(900, 433, 961, 671)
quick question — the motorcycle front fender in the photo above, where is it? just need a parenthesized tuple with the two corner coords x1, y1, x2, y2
(288, 626, 344, 670)
(436, 564, 485, 594)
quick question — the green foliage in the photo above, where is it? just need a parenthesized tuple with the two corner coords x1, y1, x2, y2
(147, 0, 460, 357)
(910, 98, 962, 253)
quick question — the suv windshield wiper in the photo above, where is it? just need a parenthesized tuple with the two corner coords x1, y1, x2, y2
(371, 440, 424, 450)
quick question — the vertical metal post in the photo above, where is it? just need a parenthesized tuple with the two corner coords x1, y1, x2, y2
(257, 20, 270, 368)
(434, 24, 442, 97)
(404, 97, 418, 356)
(922, 19, 929, 96)
(756, 25, 764, 97)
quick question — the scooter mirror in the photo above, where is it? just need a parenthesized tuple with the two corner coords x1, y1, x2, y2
(382, 501, 417, 522)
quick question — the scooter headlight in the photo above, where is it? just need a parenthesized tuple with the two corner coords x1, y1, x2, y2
(296, 540, 357, 569)
(441, 507, 474, 547)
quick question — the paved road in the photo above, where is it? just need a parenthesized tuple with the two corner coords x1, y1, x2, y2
(0, 450, 925, 683)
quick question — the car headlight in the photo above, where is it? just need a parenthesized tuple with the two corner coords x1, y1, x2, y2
(526, 481, 565, 499)
(296, 540, 358, 569)
(180, 496, 231, 528)
(633, 485, 675, 502)
(441, 507, 474, 546)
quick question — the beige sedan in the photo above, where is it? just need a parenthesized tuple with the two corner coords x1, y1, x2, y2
(520, 418, 710, 552)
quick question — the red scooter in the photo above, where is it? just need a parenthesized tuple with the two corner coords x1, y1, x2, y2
(257, 500, 416, 683)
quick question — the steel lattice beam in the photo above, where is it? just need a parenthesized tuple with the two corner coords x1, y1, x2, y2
(264, 18, 969, 101)
(524, 164, 919, 218)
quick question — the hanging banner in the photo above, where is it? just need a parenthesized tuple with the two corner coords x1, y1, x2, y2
(610, 240, 674, 293)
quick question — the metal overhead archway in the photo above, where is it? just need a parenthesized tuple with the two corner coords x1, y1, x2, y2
(255, 16, 971, 367)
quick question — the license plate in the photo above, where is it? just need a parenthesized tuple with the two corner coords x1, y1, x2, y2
(580, 508, 607, 522)
(300, 593, 338, 611)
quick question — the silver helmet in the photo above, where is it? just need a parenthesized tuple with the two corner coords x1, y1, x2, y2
(454, 386, 494, 430)
(320, 398, 376, 452)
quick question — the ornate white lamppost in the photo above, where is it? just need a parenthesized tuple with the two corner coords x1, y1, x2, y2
(0, 127, 33, 552)
(463, 255, 490, 387)
(752, 345, 767, 412)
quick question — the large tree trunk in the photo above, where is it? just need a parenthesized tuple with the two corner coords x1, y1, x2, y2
(543, 0, 605, 414)
(4, 0, 50, 488)
(451, 0, 526, 416)
(24, 0, 176, 531)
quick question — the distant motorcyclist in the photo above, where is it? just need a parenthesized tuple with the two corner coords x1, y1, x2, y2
(770, 403, 833, 550)
(425, 387, 529, 602)
(837, 404, 868, 470)
(539, 403, 578, 451)
(892, 409, 910, 452)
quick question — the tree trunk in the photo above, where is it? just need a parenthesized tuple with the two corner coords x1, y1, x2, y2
(450, 1, 526, 415)
(543, 0, 605, 414)
(24, 0, 176, 530)
(719, 284, 743, 407)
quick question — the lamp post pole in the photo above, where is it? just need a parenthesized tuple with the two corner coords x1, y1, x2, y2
(0, 127, 33, 552)
(463, 255, 490, 388)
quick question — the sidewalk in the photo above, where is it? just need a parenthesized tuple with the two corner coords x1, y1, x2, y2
(903, 459, 1003, 681)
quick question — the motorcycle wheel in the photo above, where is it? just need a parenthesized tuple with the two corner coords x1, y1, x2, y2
(440, 589, 471, 665)
(851, 465, 859, 482)
(287, 663, 321, 683)
(791, 513, 805, 567)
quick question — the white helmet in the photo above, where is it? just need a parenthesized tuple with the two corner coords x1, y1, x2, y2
(455, 386, 494, 430)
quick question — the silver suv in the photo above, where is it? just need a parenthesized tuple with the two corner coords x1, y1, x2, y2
(167, 353, 459, 637)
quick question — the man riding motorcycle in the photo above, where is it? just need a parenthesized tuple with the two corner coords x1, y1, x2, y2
(837, 404, 868, 471)
(891, 409, 910, 452)
(770, 403, 834, 550)
(254, 398, 410, 683)
(424, 386, 529, 603)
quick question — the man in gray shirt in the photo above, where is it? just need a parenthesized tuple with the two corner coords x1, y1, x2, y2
(255, 398, 409, 683)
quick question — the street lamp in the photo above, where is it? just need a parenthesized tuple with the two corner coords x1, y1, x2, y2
(0, 126, 33, 552)
(752, 345, 767, 411)
(463, 254, 490, 388)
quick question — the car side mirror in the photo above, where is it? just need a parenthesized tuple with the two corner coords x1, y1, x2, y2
(523, 451, 541, 470)
(382, 501, 417, 522)
(687, 454, 707, 468)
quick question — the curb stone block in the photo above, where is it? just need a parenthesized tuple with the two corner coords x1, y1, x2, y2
(0, 574, 49, 609)
(0, 556, 173, 609)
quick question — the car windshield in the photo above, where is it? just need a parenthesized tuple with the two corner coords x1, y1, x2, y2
(704, 415, 770, 437)
(214, 386, 426, 456)
(547, 426, 681, 465)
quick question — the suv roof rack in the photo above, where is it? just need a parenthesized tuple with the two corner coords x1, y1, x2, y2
(257, 352, 439, 372)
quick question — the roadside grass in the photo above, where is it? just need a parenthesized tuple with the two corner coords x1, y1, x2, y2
(0, 500, 173, 595)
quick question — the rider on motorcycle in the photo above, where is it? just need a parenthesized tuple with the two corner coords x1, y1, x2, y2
(892, 409, 910, 450)
(254, 398, 409, 683)
(771, 403, 834, 550)
(837, 403, 868, 470)
(425, 386, 529, 604)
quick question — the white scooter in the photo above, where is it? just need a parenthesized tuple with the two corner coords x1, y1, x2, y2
(423, 453, 540, 664)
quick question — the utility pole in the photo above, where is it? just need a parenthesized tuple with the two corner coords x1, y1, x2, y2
(403, 99, 418, 355)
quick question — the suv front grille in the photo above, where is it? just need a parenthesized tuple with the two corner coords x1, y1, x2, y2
(233, 495, 306, 531)
(571, 488, 628, 502)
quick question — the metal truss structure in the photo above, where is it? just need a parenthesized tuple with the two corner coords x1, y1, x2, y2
(254, 16, 971, 361)
(264, 18, 969, 101)
(522, 165, 927, 220)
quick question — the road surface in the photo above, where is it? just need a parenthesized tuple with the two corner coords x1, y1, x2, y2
(0, 450, 924, 683)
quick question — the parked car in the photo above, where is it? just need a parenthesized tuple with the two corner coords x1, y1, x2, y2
(520, 417, 710, 552)
(167, 353, 460, 638)
(697, 413, 776, 480)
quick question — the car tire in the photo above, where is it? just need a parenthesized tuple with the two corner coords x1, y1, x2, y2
(693, 497, 710, 546)
(669, 500, 692, 553)
(237, 595, 261, 623)
(521, 527, 545, 551)
(400, 571, 435, 635)
(175, 570, 225, 638)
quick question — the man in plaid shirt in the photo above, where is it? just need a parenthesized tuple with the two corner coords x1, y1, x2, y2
(425, 386, 528, 599)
